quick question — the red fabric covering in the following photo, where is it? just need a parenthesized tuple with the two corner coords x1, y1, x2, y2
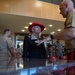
(50, 56, 59, 60)
(61, 55, 68, 60)
(70, 51, 74, 60)
(28, 22, 45, 32)
(53, 70, 65, 74)
(69, 67, 75, 75)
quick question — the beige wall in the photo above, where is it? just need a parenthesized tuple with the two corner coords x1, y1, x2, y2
(0, 0, 65, 21)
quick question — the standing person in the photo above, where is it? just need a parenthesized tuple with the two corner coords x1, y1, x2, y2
(37, 0, 75, 60)
(0, 29, 16, 57)
(8, 35, 22, 58)
(22, 22, 46, 59)
(53, 39, 64, 59)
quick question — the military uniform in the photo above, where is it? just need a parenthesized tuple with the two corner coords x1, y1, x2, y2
(53, 41, 63, 59)
(65, 10, 75, 60)
(0, 36, 14, 57)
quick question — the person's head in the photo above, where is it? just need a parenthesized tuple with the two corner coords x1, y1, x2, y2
(3, 29, 11, 37)
(32, 26, 41, 34)
(28, 22, 45, 34)
(57, 39, 60, 42)
(59, 0, 74, 18)
(47, 43, 52, 48)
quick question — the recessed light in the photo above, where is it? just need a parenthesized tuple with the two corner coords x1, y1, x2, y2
(49, 24, 53, 27)
(50, 31, 55, 34)
(35, 1, 42, 7)
(29, 22, 32, 25)
(21, 30, 25, 32)
(57, 29, 61, 31)
(44, 28, 47, 30)
(24, 26, 28, 29)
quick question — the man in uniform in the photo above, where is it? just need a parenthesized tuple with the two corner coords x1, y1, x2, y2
(0, 29, 16, 57)
(38, 0, 75, 60)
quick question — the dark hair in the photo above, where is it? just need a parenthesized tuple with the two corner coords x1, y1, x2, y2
(47, 43, 52, 47)
(4, 29, 10, 34)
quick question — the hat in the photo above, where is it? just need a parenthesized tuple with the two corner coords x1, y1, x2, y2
(28, 22, 45, 32)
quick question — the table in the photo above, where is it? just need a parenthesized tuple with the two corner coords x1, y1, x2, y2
(0, 57, 75, 75)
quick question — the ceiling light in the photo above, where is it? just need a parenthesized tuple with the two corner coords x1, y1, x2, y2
(50, 31, 55, 34)
(44, 28, 47, 30)
(35, 1, 42, 7)
(29, 22, 32, 25)
(21, 30, 25, 32)
(57, 29, 61, 31)
(24, 26, 28, 29)
(49, 24, 53, 27)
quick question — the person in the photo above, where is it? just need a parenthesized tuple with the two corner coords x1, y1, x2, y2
(0, 56, 16, 72)
(37, 0, 75, 60)
(0, 29, 16, 57)
(46, 43, 52, 58)
(53, 39, 64, 59)
(8, 35, 22, 58)
(22, 22, 46, 59)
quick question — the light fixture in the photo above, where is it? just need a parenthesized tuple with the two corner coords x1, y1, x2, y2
(49, 24, 53, 27)
(19, 64, 23, 68)
(29, 22, 32, 25)
(35, 1, 42, 7)
(50, 31, 55, 34)
(44, 28, 47, 30)
(57, 29, 61, 31)
(21, 30, 25, 32)
(24, 26, 28, 29)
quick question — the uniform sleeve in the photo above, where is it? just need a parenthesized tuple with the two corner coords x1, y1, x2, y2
(72, 10, 75, 27)
(6, 38, 14, 49)
(65, 11, 75, 28)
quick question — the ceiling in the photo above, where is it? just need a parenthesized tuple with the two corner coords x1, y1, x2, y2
(39, 0, 75, 7)
(0, 13, 64, 34)
(39, 0, 63, 5)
